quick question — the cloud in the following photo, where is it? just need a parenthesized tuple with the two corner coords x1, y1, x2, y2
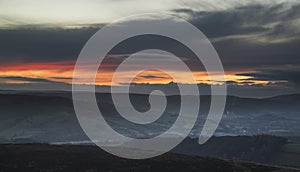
(173, 3, 300, 70)
(177, 3, 300, 41)
(237, 66, 300, 85)
(139, 75, 167, 79)
(0, 27, 99, 63)
(0, 76, 65, 84)
(1, 2, 299, 71)
(49, 77, 73, 80)
(0, 0, 183, 28)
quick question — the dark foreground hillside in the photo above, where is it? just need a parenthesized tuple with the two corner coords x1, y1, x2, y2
(0, 144, 298, 172)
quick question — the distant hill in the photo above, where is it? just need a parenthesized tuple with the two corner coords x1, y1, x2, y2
(0, 92, 299, 143)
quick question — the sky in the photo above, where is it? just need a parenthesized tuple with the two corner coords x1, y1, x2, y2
(0, 0, 300, 97)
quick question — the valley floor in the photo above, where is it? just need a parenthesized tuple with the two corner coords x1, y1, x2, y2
(0, 144, 299, 172)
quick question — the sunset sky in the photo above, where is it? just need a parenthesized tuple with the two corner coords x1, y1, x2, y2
(0, 0, 300, 97)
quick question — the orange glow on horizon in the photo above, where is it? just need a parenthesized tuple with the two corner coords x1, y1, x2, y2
(0, 61, 270, 86)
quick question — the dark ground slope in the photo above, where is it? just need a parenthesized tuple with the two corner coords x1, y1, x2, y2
(0, 144, 299, 172)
